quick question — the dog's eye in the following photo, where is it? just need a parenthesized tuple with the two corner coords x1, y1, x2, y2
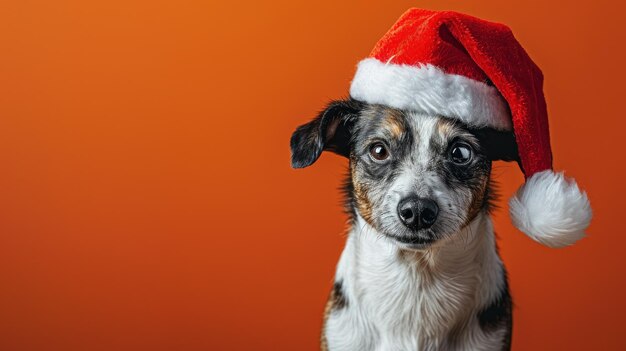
(369, 142, 389, 161)
(450, 143, 472, 165)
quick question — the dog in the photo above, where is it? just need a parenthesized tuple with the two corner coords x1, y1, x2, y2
(290, 99, 520, 351)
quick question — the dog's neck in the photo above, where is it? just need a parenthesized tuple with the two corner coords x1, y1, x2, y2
(332, 211, 505, 348)
(347, 211, 502, 281)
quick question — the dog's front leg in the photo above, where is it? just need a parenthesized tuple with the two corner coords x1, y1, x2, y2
(322, 286, 375, 351)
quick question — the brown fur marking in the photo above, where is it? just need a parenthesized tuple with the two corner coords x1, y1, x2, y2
(436, 118, 456, 138)
(383, 110, 406, 139)
(465, 177, 490, 226)
(351, 159, 375, 225)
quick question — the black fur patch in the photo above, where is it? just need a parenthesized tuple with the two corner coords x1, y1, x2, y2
(341, 170, 357, 223)
(290, 99, 363, 168)
(331, 280, 348, 310)
(469, 127, 520, 163)
(478, 271, 513, 350)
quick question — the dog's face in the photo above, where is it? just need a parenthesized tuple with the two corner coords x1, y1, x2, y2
(291, 99, 518, 249)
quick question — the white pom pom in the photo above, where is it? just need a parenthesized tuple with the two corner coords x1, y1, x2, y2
(509, 170, 592, 248)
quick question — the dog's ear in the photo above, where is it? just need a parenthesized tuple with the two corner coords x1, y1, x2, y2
(471, 128, 520, 162)
(290, 99, 363, 169)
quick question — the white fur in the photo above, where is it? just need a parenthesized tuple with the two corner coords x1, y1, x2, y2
(349, 58, 512, 131)
(509, 170, 592, 248)
(325, 213, 508, 351)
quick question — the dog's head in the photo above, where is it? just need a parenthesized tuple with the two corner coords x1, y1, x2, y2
(291, 99, 519, 249)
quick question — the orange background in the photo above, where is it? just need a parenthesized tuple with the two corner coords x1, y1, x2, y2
(0, 1, 624, 350)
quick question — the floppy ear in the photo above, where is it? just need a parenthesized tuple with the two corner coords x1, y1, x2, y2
(471, 128, 520, 162)
(290, 99, 363, 168)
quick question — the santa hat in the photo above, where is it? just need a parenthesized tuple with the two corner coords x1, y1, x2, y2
(349, 9, 592, 248)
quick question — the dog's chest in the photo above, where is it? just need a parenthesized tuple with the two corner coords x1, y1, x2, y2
(326, 234, 484, 351)
(358, 252, 478, 349)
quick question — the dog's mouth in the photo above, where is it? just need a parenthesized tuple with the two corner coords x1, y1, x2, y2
(387, 234, 436, 249)
(376, 219, 440, 249)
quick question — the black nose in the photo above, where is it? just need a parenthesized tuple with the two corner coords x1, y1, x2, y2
(397, 196, 439, 230)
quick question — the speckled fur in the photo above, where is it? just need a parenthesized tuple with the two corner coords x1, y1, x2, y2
(291, 101, 513, 351)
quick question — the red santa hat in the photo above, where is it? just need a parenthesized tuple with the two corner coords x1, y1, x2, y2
(350, 8, 592, 248)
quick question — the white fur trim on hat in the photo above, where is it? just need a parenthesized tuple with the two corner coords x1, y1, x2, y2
(349, 58, 512, 130)
(509, 170, 592, 248)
